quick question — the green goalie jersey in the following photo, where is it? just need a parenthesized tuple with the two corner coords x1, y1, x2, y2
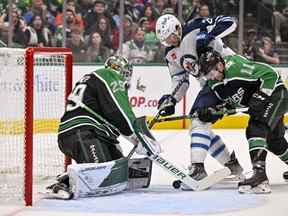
(58, 68, 136, 142)
(207, 55, 285, 108)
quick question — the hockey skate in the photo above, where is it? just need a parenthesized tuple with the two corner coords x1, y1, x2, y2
(222, 152, 244, 183)
(283, 171, 288, 182)
(180, 163, 208, 191)
(238, 161, 271, 194)
(44, 173, 73, 200)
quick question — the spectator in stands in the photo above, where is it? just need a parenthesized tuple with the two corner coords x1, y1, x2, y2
(138, 17, 158, 50)
(183, 0, 201, 22)
(255, 36, 280, 64)
(112, 15, 136, 51)
(77, 0, 94, 18)
(142, 4, 157, 32)
(86, 31, 110, 63)
(243, 28, 258, 60)
(121, 27, 155, 64)
(66, 26, 87, 62)
(55, 8, 83, 47)
(154, 0, 166, 17)
(166, 0, 179, 16)
(55, 0, 84, 29)
(84, 0, 116, 36)
(273, 6, 288, 42)
(95, 16, 113, 50)
(198, 3, 210, 18)
(0, 5, 27, 47)
(23, 0, 56, 34)
(24, 14, 52, 47)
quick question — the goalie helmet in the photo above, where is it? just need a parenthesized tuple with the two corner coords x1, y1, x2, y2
(104, 56, 133, 84)
(198, 50, 225, 77)
(156, 14, 182, 47)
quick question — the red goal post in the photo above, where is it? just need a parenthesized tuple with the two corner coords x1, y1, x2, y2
(0, 47, 72, 206)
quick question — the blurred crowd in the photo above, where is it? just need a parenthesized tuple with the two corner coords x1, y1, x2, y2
(0, 0, 287, 64)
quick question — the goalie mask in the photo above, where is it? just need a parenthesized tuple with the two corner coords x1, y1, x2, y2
(156, 14, 182, 47)
(198, 50, 225, 78)
(105, 56, 133, 87)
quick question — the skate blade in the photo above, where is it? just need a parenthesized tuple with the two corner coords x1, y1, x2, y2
(221, 174, 245, 184)
(42, 189, 73, 200)
(238, 182, 271, 194)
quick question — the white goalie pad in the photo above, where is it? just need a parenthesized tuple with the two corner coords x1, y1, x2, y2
(68, 158, 128, 199)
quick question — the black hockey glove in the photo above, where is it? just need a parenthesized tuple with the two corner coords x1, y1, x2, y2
(197, 107, 224, 123)
(248, 91, 269, 117)
(196, 31, 215, 56)
(157, 94, 177, 117)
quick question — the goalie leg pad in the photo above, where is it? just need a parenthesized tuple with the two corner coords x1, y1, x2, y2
(68, 158, 128, 199)
(128, 157, 153, 189)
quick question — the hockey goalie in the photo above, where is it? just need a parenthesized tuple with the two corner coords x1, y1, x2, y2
(45, 56, 159, 200)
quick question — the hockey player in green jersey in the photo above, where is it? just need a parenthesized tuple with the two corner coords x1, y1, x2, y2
(45, 56, 161, 199)
(197, 50, 288, 194)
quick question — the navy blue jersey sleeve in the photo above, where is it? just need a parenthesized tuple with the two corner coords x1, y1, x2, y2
(183, 16, 236, 39)
(208, 16, 236, 38)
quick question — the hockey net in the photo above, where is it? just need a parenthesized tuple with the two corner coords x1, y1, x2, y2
(0, 47, 72, 206)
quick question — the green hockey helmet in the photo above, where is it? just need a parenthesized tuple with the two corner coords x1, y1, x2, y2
(104, 56, 133, 84)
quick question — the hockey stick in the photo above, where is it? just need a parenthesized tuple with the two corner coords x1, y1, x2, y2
(149, 77, 188, 129)
(136, 116, 231, 191)
(153, 107, 249, 124)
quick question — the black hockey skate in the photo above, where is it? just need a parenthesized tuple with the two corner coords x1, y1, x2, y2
(238, 161, 271, 194)
(44, 173, 73, 200)
(223, 152, 244, 182)
(283, 171, 288, 182)
(177, 163, 208, 190)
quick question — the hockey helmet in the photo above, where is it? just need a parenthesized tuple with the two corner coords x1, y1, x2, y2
(198, 50, 225, 77)
(104, 56, 133, 84)
(156, 14, 182, 47)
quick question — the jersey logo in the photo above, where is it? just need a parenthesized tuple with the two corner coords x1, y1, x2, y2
(171, 52, 177, 60)
(224, 87, 245, 105)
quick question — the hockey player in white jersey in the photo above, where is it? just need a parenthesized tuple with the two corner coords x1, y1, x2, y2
(155, 14, 243, 186)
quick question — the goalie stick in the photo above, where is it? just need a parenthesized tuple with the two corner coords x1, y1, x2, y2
(135, 116, 231, 191)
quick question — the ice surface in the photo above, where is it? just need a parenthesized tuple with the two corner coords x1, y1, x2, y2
(1, 129, 288, 216)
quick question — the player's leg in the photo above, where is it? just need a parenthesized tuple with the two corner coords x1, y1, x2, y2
(266, 117, 288, 181)
(46, 128, 125, 199)
(209, 130, 243, 181)
(239, 86, 288, 193)
(189, 85, 242, 181)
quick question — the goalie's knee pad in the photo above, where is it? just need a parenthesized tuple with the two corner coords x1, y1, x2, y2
(60, 129, 123, 163)
(68, 158, 128, 199)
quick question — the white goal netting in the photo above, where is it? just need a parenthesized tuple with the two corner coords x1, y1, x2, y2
(0, 48, 71, 205)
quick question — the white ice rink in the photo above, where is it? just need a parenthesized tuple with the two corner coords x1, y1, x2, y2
(1, 129, 288, 216)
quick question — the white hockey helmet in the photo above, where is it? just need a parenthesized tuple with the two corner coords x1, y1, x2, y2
(155, 14, 182, 47)
(104, 56, 133, 85)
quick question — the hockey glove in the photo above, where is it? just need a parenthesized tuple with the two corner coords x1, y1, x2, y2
(157, 94, 177, 117)
(248, 91, 269, 117)
(196, 31, 215, 56)
(197, 107, 224, 123)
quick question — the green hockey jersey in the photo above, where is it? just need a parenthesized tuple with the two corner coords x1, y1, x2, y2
(58, 68, 136, 141)
(207, 55, 285, 108)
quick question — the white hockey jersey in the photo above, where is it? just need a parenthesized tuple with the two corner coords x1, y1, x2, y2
(164, 16, 237, 101)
